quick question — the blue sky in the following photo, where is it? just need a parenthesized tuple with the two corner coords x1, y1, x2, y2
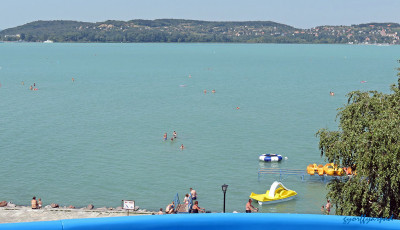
(1, 0, 400, 30)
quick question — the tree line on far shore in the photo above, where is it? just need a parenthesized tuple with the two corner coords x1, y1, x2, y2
(0, 19, 399, 44)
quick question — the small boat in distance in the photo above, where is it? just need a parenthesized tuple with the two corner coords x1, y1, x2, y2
(250, 181, 297, 205)
(43, 40, 54, 43)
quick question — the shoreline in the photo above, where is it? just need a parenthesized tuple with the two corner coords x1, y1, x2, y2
(0, 205, 152, 224)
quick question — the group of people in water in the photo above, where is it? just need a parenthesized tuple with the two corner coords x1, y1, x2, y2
(164, 131, 184, 150)
(203, 89, 216, 94)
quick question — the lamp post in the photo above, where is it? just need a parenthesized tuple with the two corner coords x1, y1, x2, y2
(221, 184, 228, 213)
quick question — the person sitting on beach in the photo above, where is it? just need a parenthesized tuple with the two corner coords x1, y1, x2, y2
(190, 188, 197, 200)
(245, 199, 258, 213)
(38, 198, 42, 209)
(157, 208, 164, 215)
(191, 201, 205, 213)
(31, 197, 38, 209)
(165, 201, 175, 214)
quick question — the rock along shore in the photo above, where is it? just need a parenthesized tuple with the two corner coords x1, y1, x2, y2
(0, 202, 152, 223)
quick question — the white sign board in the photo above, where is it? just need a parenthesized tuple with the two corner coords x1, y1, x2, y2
(122, 200, 135, 210)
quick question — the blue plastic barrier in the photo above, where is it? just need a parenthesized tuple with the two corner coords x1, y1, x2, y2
(0, 213, 399, 230)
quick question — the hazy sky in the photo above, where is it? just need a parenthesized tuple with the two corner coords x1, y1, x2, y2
(1, 0, 400, 30)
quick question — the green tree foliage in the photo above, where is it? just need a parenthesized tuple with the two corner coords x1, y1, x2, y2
(317, 62, 400, 218)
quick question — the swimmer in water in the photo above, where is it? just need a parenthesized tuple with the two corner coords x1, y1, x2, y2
(171, 137, 174, 141)
(164, 133, 167, 141)
(330, 91, 335, 96)
(236, 107, 240, 110)
(30, 85, 33, 90)
(204, 89, 207, 94)
(212, 89, 216, 93)
(72, 77, 75, 82)
(173, 131, 177, 139)
(180, 144, 184, 150)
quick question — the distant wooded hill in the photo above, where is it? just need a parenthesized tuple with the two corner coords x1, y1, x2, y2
(1, 19, 399, 44)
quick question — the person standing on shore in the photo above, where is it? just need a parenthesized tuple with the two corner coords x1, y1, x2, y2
(245, 199, 258, 213)
(31, 197, 38, 209)
(190, 188, 197, 200)
(325, 200, 331, 215)
(183, 194, 190, 212)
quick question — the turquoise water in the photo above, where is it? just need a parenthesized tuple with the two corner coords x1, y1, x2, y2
(0, 43, 399, 214)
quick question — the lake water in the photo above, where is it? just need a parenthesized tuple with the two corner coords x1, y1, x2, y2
(0, 43, 399, 214)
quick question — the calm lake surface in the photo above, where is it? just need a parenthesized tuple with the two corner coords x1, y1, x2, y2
(0, 43, 399, 213)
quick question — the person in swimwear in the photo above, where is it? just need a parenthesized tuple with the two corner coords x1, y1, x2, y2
(190, 188, 197, 200)
(163, 133, 167, 140)
(180, 144, 184, 150)
(31, 197, 38, 209)
(191, 201, 205, 213)
(30, 85, 33, 90)
(173, 131, 177, 138)
(212, 89, 216, 93)
(38, 198, 43, 209)
(245, 199, 258, 213)
(165, 201, 175, 214)
(325, 200, 331, 215)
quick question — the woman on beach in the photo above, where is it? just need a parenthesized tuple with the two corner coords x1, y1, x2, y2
(191, 201, 205, 213)
(31, 197, 38, 209)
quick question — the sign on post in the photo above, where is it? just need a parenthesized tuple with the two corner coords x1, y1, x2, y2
(122, 200, 135, 216)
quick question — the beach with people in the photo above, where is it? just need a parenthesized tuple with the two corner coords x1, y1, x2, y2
(0, 203, 152, 223)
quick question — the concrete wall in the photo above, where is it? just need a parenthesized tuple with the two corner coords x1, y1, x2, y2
(0, 213, 399, 230)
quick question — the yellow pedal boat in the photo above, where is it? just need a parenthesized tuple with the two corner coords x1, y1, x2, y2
(249, 181, 297, 205)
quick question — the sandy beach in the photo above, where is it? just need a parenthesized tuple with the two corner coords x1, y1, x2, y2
(0, 206, 152, 224)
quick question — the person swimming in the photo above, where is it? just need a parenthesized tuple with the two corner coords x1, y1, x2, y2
(163, 133, 167, 140)
(180, 144, 184, 150)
